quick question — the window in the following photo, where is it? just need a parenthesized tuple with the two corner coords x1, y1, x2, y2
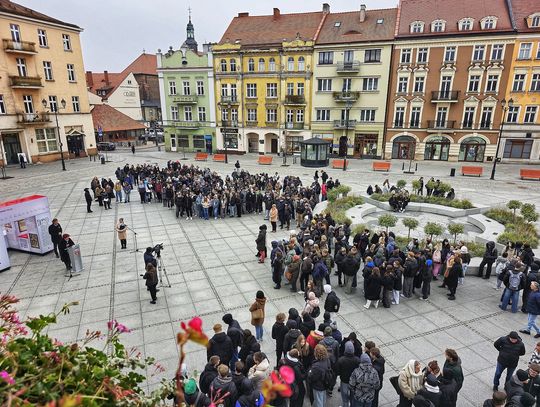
(246, 83, 257, 98)
(486, 75, 499, 93)
(513, 74, 526, 92)
(247, 108, 257, 122)
(316, 109, 330, 121)
(401, 49, 412, 64)
(397, 77, 409, 94)
(231, 108, 238, 122)
(417, 48, 428, 63)
(23, 95, 34, 113)
(177, 135, 189, 148)
(16, 58, 27, 76)
(473, 45, 485, 61)
(296, 109, 304, 123)
(537, 46, 540, 60)
(248, 58, 255, 72)
(266, 109, 277, 122)
(394, 107, 405, 127)
(62, 34, 71, 51)
(43, 61, 53, 80)
(491, 44, 504, 60)
(506, 106, 519, 123)
(360, 109, 376, 122)
(10, 24, 21, 42)
(287, 83, 294, 96)
(266, 83, 277, 97)
(182, 81, 190, 95)
(410, 106, 421, 127)
(127, 80, 132, 84)
(67, 64, 75, 82)
(531, 74, 540, 92)
(220, 59, 227, 72)
(414, 76, 425, 93)
(524, 106, 538, 123)
(518, 43, 532, 60)
(364, 49, 381, 63)
(170, 106, 179, 120)
(221, 84, 229, 97)
(169, 81, 177, 95)
(342, 78, 352, 92)
(286, 109, 294, 123)
(298, 56, 305, 71)
(468, 75, 481, 92)
(198, 107, 206, 122)
(410, 21, 424, 33)
(230, 59, 236, 72)
(269, 58, 276, 72)
(297, 83, 304, 95)
(344, 50, 354, 63)
(363, 77, 379, 91)
(258, 58, 265, 72)
(287, 57, 294, 71)
(195, 80, 204, 96)
(459, 18, 473, 31)
(221, 108, 228, 121)
(444, 46, 456, 62)
(463, 107, 475, 128)
(35, 128, 57, 153)
(184, 106, 192, 121)
(37, 29, 47, 47)
(71, 96, 80, 112)
(318, 51, 334, 65)
(0, 95, 6, 114)
(432, 20, 445, 32)
(532, 16, 540, 27)
(482, 17, 496, 29)
(193, 135, 205, 149)
(436, 107, 448, 127)
(504, 139, 533, 159)
(480, 106, 493, 128)
(317, 79, 332, 91)
(230, 84, 237, 98)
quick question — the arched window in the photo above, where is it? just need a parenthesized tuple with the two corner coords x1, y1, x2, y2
(459, 136, 486, 162)
(481, 16, 497, 29)
(298, 56, 305, 71)
(431, 20, 446, 32)
(287, 57, 294, 71)
(248, 58, 255, 72)
(230, 59, 236, 72)
(410, 21, 424, 33)
(258, 58, 265, 72)
(269, 58, 276, 72)
(220, 59, 227, 72)
(424, 136, 450, 161)
(392, 136, 416, 159)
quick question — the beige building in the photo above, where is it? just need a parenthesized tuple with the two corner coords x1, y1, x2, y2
(0, 0, 96, 165)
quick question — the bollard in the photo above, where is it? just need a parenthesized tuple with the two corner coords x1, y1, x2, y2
(415, 163, 418, 172)
(402, 162, 405, 170)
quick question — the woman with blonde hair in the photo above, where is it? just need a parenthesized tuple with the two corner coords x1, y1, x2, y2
(269, 203, 278, 232)
(432, 242, 442, 280)
(398, 360, 423, 407)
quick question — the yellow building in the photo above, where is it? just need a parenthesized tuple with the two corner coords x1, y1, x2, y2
(213, 7, 328, 154)
(0, 0, 95, 166)
(503, 1, 540, 162)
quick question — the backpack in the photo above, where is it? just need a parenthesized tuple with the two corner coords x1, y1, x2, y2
(332, 294, 340, 313)
(509, 272, 523, 291)
(323, 365, 335, 389)
(310, 305, 320, 319)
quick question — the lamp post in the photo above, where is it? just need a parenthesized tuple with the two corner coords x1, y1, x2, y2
(343, 99, 352, 171)
(490, 98, 513, 180)
(42, 98, 66, 171)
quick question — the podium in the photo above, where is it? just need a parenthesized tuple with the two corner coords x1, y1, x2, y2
(67, 244, 84, 275)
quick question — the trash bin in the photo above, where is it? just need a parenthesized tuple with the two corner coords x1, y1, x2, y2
(450, 168, 456, 177)
(100, 155, 105, 165)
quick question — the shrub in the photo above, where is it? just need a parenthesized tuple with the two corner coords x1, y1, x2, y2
(424, 222, 444, 240)
(372, 193, 474, 209)
(411, 180, 421, 194)
(378, 214, 398, 232)
(438, 182, 452, 194)
(328, 185, 352, 202)
(402, 218, 419, 239)
(487, 206, 539, 248)
(521, 203, 539, 223)
(448, 223, 465, 244)
(485, 208, 514, 225)
(507, 200, 522, 219)
(324, 194, 363, 225)
(397, 180, 407, 189)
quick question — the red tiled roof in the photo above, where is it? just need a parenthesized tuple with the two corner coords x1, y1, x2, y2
(121, 53, 157, 76)
(86, 72, 127, 97)
(510, 0, 540, 32)
(317, 8, 397, 44)
(396, 0, 514, 37)
(91, 104, 146, 133)
(219, 10, 326, 47)
(0, 0, 80, 29)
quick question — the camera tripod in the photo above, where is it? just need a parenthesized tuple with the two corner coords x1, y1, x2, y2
(156, 254, 171, 288)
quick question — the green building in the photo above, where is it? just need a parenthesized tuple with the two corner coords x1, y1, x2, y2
(157, 16, 216, 153)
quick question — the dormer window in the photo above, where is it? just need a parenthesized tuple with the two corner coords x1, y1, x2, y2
(529, 14, 540, 28)
(459, 18, 474, 31)
(431, 20, 446, 32)
(481, 16, 497, 29)
(410, 21, 424, 33)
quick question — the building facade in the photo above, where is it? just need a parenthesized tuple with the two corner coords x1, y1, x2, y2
(312, 6, 396, 158)
(502, 0, 540, 162)
(213, 7, 328, 155)
(0, 0, 96, 165)
(385, 0, 515, 162)
(157, 17, 216, 153)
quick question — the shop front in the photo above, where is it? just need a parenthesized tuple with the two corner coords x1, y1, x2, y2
(459, 136, 486, 162)
(391, 135, 416, 159)
(424, 136, 450, 161)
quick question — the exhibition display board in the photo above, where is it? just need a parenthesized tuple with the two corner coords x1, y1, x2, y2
(0, 195, 54, 255)
(0, 231, 9, 271)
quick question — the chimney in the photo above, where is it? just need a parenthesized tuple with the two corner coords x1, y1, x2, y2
(104, 70, 110, 86)
(238, 12, 249, 17)
(86, 71, 93, 88)
(359, 4, 366, 22)
(273, 8, 280, 19)
(322, 3, 330, 13)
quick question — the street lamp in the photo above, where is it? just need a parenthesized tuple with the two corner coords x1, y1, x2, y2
(42, 98, 66, 171)
(490, 98, 513, 180)
(343, 99, 352, 171)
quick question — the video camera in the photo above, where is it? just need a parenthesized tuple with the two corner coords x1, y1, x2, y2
(153, 243, 164, 257)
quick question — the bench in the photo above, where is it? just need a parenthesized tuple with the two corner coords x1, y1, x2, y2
(372, 161, 391, 172)
(520, 168, 540, 180)
(461, 166, 483, 177)
(194, 152, 208, 161)
(332, 159, 348, 169)
(258, 155, 273, 165)
(213, 154, 226, 162)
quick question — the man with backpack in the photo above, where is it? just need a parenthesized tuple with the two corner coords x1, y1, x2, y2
(501, 264, 526, 313)
(479, 241, 498, 279)
(323, 284, 341, 315)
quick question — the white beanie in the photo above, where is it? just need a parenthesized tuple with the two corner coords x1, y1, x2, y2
(324, 284, 332, 294)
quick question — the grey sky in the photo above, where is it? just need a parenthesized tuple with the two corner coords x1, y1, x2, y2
(18, 0, 397, 72)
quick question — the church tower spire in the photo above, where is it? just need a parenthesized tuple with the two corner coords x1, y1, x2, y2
(183, 7, 198, 52)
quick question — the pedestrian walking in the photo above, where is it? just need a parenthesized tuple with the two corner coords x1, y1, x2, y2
(48, 218, 63, 258)
(520, 281, 540, 338)
(131, 145, 135, 154)
(84, 188, 93, 213)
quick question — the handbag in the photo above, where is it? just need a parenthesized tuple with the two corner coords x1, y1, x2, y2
(252, 307, 264, 320)
(389, 375, 402, 395)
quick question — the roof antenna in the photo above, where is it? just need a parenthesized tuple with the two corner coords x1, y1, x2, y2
(142, 48, 146, 54)
(188, 6, 192, 22)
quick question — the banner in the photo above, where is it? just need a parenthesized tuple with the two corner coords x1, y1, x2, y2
(0, 231, 9, 271)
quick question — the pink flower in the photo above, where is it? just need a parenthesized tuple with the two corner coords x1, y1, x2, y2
(107, 320, 131, 333)
(0, 370, 15, 385)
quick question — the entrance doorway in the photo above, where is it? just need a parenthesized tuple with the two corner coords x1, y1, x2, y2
(3, 133, 22, 164)
(459, 136, 486, 162)
(67, 134, 85, 157)
(391, 135, 416, 159)
(271, 139, 278, 153)
(353, 134, 378, 158)
(170, 135, 177, 152)
(247, 134, 259, 153)
(424, 136, 450, 161)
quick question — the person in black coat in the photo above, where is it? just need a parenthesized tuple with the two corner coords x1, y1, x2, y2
(84, 188, 93, 213)
(283, 320, 302, 354)
(364, 267, 382, 309)
(222, 313, 243, 369)
(479, 241, 498, 279)
(335, 341, 361, 406)
(323, 284, 341, 314)
(239, 329, 259, 363)
(199, 356, 220, 395)
(370, 347, 386, 407)
(58, 233, 74, 270)
(288, 308, 302, 327)
(445, 257, 462, 301)
(493, 331, 526, 391)
(207, 324, 234, 368)
(272, 313, 289, 363)
(416, 373, 442, 406)
(210, 365, 238, 407)
(299, 312, 316, 338)
(48, 218, 63, 258)
(439, 368, 459, 407)
(339, 332, 363, 357)
(278, 349, 306, 407)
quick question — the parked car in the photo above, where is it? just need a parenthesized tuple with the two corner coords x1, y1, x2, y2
(97, 142, 116, 151)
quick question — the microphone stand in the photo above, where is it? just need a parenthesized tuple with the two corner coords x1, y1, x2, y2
(126, 225, 140, 253)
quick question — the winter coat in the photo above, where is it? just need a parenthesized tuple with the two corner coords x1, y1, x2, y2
(270, 207, 278, 222)
(283, 326, 301, 353)
(445, 262, 462, 288)
(287, 309, 302, 328)
(365, 274, 382, 301)
(239, 334, 259, 363)
(299, 316, 316, 338)
(494, 334, 526, 368)
(439, 377, 459, 407)
(349, 362, 380, 403)
(324, 291, 340, 313)
(398, 360, 424, 400)
(483, 241, 498, 262)
(304, 292, 320, 315)
(255, 230, 266, 251)
(320, 335, 340, 365)
(342, 255, 360, 276)
(226, 320, 244, 348)
(335, 354, 361, 384)
(312, 261, 328, 281)
(505, 375, 525, 401)
(417, 387, 443, 407)
(308, 358, 331, 391)
(210, 375, 238, 407)
(115, 222, 127, 240)
(248, 358, 271, 390)
(443, 358, 464, 389)
(250, 297, 266, 326)
(208, 332, 234, 366)
(271, 321, 288, 354)
(199, 363, 218, 395)
(404, 257, 419, 278)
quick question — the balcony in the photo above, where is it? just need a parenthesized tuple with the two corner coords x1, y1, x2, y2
(333, 91, 360, 102)
(284, 95, 305, 105)
(427, 120, 456, 130)
(172, 95, 197, 104)
(220, 95, 238, 104)
(336, 61, 361, 73)
(171, 121, 202, 129)
(221, 120, 239, 128)
(10, 75, 42, 88)
(285, 122, 304, 130)
(3, 39, 37, 54)
(334, 119, 357, 129)
(16, 112, 51, 125)
(431, 91, 459, 102)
